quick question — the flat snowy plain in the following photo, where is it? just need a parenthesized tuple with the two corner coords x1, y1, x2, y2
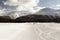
(0, 23, 60, 40)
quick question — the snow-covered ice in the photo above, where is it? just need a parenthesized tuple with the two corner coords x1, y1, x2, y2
(0, 23, 60, 40)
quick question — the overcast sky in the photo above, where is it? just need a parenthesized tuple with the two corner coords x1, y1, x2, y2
(0, 0, 60, 7)
(0, 0, 60, 16)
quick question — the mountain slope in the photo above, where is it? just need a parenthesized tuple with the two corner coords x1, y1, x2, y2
(36, 8, 60, 16)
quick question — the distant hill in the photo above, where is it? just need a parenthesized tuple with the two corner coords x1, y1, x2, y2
(0, 16, 14, 22)
(15, 14, 55, 22)
(0, 8, 60, 22)
(0, 14, 60, 22)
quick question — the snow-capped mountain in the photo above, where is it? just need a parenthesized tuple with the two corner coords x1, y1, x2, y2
(36, 8, 60, 16)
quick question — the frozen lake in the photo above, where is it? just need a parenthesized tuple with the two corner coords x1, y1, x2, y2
(0, 23, 60, 40)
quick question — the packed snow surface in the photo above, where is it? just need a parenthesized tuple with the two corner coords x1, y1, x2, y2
(0, 23, 60, 40)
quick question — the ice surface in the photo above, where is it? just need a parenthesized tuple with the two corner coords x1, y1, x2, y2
(0, 23, 60, 40)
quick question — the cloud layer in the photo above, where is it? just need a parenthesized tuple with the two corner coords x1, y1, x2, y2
(0, 7, 7, 16)
(4, 0, 39, 6)
(4, 0, 40, 13)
